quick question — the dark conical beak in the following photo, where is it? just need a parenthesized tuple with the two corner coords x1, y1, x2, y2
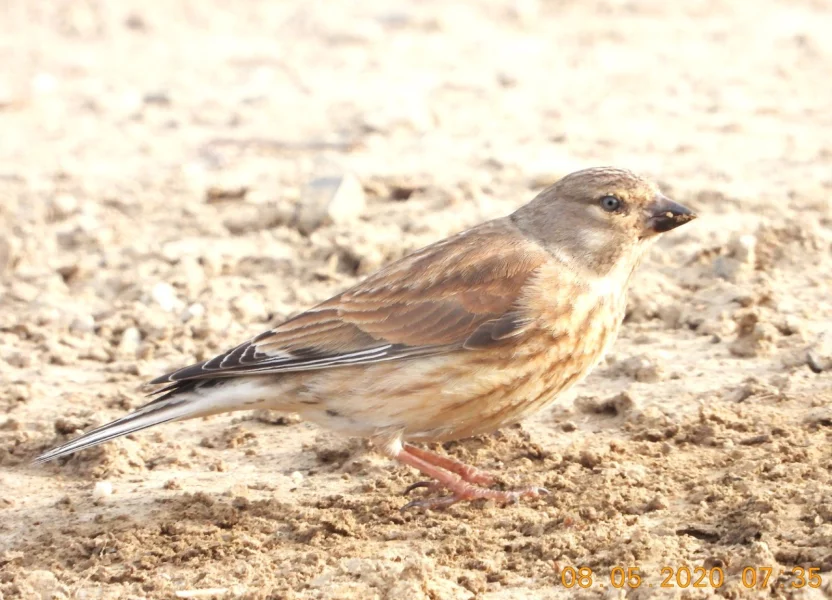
(646, 194, 696, 233)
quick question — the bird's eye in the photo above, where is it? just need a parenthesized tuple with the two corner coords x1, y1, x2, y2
(599, 195, 621, 212)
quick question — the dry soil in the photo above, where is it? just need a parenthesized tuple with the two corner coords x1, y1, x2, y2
(1, 1, 832, 599)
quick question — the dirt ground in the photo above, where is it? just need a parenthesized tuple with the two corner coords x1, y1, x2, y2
(1, 0, 832, 598)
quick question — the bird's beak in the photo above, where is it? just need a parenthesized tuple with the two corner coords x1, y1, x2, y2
(645, 194, 696, 234)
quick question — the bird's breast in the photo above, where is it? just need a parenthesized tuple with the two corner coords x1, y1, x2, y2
(396, 286, 627, 441)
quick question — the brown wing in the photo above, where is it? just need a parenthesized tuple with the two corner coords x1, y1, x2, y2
(150, 218, 548, 384)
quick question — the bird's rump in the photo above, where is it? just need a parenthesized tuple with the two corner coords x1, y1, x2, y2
(151, 220, 549, 385)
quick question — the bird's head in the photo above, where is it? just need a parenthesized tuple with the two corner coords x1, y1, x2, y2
(513, 167, 696, 277)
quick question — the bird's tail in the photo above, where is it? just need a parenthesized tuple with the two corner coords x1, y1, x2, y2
(33, 378, 271, 464)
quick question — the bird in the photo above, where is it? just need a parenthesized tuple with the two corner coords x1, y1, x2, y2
(35, 167, 696, 510)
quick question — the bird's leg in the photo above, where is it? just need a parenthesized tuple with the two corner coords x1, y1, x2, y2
(393, 445, 548, 510)
(403, 444, 495, 486)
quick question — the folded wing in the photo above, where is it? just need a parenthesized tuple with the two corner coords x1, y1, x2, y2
(151, 219, 548, 385)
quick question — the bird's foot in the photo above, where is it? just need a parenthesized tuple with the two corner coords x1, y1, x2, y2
(395, 444, 546, 511)
(402, 480, 547, 511)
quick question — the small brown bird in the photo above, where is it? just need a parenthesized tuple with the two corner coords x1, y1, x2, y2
(36, 167, 695, 509)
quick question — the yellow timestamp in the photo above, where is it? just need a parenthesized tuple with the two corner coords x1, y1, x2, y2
(555, 566, 824, 589)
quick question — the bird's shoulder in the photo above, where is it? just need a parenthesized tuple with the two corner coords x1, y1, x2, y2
(338, 217, 550, 300)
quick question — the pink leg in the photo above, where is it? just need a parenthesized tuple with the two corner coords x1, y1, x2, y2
(394, 445, 548, 510)
(403, 444, 495, 486)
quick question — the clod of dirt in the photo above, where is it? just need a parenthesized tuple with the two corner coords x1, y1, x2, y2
(200, 425, 258, 450)
(614, 354, 668, 383)
(205, 185, 248, 203)
(53, 416, 88, 436)
(577, 449, 604, 469)
(755, 220, 830, 271)
(575, 391, 639, 416)
(725, 376, 783, 403)
(363, 175, 430, 201)
(312, 437, 370, 470)
(17, 569, 67, 600)
(730, 309, 778, 357)
(713, 233, 756, 281)
(4, 383, 32, 407)
(253, 410, 302, 426)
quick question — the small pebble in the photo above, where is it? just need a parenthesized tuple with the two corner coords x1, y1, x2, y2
(151, 281, 182, 312)
(117, 326, 142, 357)
(807, 331, 832, 373)
(49, 193, 79, 220)
(181, 302, 205, 322)
(93, 481, 113, 502)
(69, 314, 96, 334)
(295, 173, 366, 234)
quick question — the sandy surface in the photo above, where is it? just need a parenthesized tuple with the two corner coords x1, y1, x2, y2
(2, 0, 832, 598)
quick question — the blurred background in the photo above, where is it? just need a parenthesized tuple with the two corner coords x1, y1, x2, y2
(1, 1, 831, 599)
(2, 0, 830, 325)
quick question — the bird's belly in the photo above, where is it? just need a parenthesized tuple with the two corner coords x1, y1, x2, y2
(290, 307, 621, 441)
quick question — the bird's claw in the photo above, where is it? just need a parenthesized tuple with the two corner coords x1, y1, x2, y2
(403, 480, 442, 495)
(400, 484, 549, 511)
(402, 494, 459, 511)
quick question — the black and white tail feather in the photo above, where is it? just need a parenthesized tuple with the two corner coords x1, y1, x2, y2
(33, 379, 228, 464)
